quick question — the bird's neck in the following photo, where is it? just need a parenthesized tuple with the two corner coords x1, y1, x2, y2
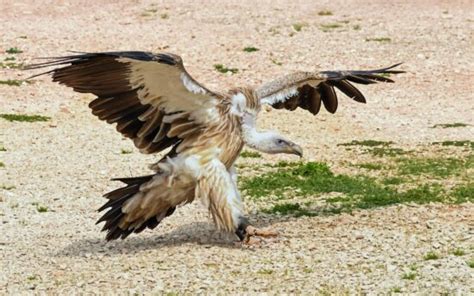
(240, 112, 275, 153)
(228, 89, 275, 153)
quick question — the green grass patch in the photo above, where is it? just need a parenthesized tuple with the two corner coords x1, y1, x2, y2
(382, 177, 405, 185)
(390, 287, 402, 293)
(241, 162, 447, 216)
(36, 205, 49, 213)
(424, 251, 440, 260)
(318, 10, 333, 16)
(243, 47, 259, 53)
(397, 155, 473, 178)
(0, 162, 4, 168)
(5, 47, 23, 54)
(160, 13, 169, 19)
(0, 114, 50, 122)
(451, 183, 474, 203)
(355, 163, 383, 170)
(0, 61, 24, 69)
(0, 146, 6, 152)
(320, 23, 342, 32)
(0, 185, 15, 190)
(240, 150, 261, 158)
(271, 59, 283, 66)
(402, 272, 416, 280)
(292, 22, 307, 32)
(432, 140, 474, 149)
(214, 64, 238, 74)
(431, 123, 469, 128)
(340, 140, 407, 157)
(257, 269, 273, 275)
(451, 248, 465, 256)
(369, 147, 407, 157)
(467, 259, 474, 268)
(338, 140, 393, 147)
(121, 149, 132, 154)
(263, 202, 317, 217)
(366, 37, 391, 42)
(5, 56, 15, 61)
(0, 79, 24, 86)
(353, 25, 361, 30)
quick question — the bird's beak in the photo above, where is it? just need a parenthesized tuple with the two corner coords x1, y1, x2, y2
(289, 143, 303, 158)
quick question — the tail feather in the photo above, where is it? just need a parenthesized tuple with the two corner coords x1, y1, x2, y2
(97, 174, 176, 241)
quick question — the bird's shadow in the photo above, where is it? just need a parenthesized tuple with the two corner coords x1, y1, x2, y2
(56, 214, 293, 257)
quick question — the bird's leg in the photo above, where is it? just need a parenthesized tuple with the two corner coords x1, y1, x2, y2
(235, 218, 278, 245)
(245, 225, 279, 238)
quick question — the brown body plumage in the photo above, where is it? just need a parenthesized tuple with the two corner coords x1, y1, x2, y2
(27, 51, 403, 242)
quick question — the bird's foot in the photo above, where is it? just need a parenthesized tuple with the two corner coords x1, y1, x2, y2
(242, 226, 279, 246)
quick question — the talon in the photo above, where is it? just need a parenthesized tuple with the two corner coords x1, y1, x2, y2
(245, 225, 279, 238)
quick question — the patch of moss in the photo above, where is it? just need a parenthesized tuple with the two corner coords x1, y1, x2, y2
(0, 114, 50, 122)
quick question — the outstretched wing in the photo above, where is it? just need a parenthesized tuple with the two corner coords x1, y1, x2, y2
(257, 63, 404, 115)
(26, 51, 221, 154)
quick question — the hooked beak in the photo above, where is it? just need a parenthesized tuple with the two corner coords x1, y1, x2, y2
(289, 143, 303, 158)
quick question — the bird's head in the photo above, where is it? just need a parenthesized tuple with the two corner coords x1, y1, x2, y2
(254, 131, 303, 157)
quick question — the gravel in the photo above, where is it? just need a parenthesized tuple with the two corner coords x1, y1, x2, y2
(1, 0, 473, 294)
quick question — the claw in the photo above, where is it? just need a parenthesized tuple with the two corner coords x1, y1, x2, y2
(245, 225, 279, 237)
(241, 226, 279, 245)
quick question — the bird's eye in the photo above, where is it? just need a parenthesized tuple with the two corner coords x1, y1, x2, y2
(277, 139, 286, 145)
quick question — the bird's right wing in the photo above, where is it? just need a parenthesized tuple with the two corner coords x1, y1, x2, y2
(26, 51, 222, 154)
(257, 63, 404, 115)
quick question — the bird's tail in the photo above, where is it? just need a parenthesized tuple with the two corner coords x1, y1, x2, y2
(96, 175, 176, 241)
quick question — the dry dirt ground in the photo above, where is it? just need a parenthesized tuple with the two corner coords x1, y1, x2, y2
(1, 0, 473, 294)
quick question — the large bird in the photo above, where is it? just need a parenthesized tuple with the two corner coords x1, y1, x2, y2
(27, 51, 403, 242)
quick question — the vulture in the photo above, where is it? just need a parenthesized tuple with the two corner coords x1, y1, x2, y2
(27, 51, 403, 243)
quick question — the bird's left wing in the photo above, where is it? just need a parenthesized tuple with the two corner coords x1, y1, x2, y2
(26, 51, 221, 154)
(256, 63, 404, 115)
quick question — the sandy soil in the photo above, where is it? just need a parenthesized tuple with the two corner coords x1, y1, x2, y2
(1, 0, 473, 294)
